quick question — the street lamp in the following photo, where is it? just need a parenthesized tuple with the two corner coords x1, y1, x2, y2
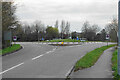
(118, 0, 120, 75)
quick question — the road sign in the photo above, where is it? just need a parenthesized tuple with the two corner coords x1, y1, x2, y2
(77, 37, 79, 40)
(106, 34, 109, 40)
(4, 31, 12, 40)
(42, 38, 44, 41)
(13, 36, 17, 41)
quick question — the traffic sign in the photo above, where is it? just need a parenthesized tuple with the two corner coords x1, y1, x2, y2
(77, 37, 79, 40)
(13, 36, 17, 41)
(106, 34, 109, 40)
(42, 38, 44, 41)
(4, 31, 12, 40)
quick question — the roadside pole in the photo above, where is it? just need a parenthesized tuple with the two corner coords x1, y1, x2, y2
(118, 0, 120, 75)
(107, 41, 108, 47)
(9, 28, 12, 47)
(106, 34, 109, 47)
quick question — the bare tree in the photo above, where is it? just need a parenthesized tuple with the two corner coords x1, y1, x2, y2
(60, 20, 65, 39)
(81, 21, 90, 38)
(64, 22, 70, 38)
(105, 18, 118, 33)
(81, 21, 100, 41)
(55, 20, 59, 29)
(105, 18, 118, 42)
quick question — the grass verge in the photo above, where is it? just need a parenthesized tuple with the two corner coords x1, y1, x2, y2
(75, 44, 116, 71)
(0, 44, 21, 55)
(112, 48, 120, 80)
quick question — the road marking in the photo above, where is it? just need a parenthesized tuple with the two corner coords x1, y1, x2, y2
(0, 62, 24, 75)
(46, 51, 51, 54)
(32, 54, 44, 60)
(32, 48, 57, 60)
(53, 48, 56, 51)
(1, 48, 57, 74)
(65, 66, 74, 77)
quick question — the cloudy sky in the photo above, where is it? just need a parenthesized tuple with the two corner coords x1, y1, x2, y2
(15, 0, 118, 32)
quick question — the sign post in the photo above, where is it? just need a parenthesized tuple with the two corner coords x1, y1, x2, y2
(118, 0, 120, 75)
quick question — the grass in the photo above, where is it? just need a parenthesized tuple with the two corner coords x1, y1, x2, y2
(75, 44, 116, 71)
(0, 44, 21, 55)
(112, 49, 120, 80)
(42, 39, 109, 42)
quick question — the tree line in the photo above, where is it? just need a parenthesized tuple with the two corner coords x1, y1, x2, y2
(13, 20, 70, 42)
(2, 2, 118, 49)
(11, 18, 118, 43)
(80, 19, 118, 42)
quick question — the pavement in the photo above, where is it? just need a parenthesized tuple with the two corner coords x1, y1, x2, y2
(1, 42, 114, 78)
(70, 47, 115, 78)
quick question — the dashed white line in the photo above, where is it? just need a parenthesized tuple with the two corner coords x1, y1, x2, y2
(32, 54, 44, 60)
(46, 51, 51, 54)
(1, 48, 57, 75)
(32, 48, 57, 60)
(0, 62, 24, 75)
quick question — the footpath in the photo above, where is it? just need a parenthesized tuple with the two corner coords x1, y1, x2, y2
(70, 47, 115, 78)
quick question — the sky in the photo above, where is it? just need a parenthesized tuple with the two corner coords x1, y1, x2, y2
(14, 0, 118, 32)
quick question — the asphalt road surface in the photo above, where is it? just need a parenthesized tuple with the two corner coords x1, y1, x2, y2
(1, 42, 113, 78)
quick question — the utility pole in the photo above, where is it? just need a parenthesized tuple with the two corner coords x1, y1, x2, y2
(38, 31, 39, 42)
(118, 0, 120, 75)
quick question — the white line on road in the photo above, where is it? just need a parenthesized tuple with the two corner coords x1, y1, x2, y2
(46, 51, 51, 54)
(32, 48, 57, 60)
(32, 54, 44, 60)
(1, 47, 57, 74)
(65, 66, 74, 77)
(0, 62, 24, 75)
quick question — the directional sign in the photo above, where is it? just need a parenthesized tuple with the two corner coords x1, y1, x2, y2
(77, 37, 79, 40)
(42, 38, 44, 41)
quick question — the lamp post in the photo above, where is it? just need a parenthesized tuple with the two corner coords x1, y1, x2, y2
(118, 0, 120, 75)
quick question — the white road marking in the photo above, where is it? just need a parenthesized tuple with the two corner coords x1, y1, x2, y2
(32, 54, 44, 60)
(46, 51, 51, 54)
(65, 66, 74, 77)
(2, 47, 57, 74)
(32, 48, 57, 60)
(0, 62, 24, 75)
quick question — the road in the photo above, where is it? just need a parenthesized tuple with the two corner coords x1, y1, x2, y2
(2, 42, 113, 78)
